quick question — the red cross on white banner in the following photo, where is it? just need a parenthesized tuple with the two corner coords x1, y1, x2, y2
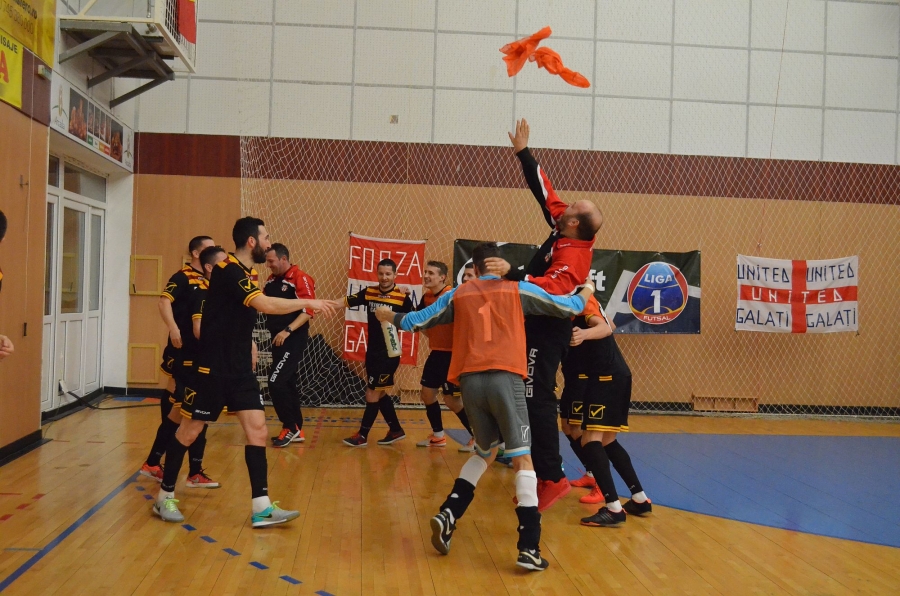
(735, 255, 859, 334)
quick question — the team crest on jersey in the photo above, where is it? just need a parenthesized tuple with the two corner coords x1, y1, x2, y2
(379, 374, 390, 384)
(165, 282, 178, 294)
(282, 284, 288, 292)
(183, 387, 196, 405)
(627, 262, 688, 325)
(239, 277, 256, 292)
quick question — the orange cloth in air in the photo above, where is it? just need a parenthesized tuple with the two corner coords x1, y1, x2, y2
(421, 288, 454, 352)
(500, 26, 552, 77)
(447, 278, 528, 384)
(530, 47, 591, 88)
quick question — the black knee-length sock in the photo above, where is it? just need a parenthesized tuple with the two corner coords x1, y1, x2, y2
(424, 401, 443, 433)
(604, 440, 643, 495)
(455, 408, 473, 436)
(359, 402, 380, 437)
(160, 436, 189, 493)
(378, 395, 403, 432)
(440, 478, 475, 521)
(581, 441, 618, 505)
(187, 424, 208, 476)
(147, 418, 178, 467)
(244, 445, 268, 499)
(567, 434, 589, 470)
(515, 506, 542, 551)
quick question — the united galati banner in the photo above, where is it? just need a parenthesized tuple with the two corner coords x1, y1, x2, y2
(344, 233, 425, 364)
(735, 255, 858, 333)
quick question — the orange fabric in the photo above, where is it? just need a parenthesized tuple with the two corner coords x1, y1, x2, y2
(579, 295, 602, 319)
(448, 279, 528, 384)
(422, 288, 454, 352)
(530, 47, 591, 88)
(500, 26, 552, 77)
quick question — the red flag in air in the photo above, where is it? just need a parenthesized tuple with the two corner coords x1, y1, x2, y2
(499, 27, 590, 88)
(178, 0, 197, 44)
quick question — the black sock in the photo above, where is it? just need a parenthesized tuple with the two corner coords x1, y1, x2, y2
(188, 424, 207, 476)
(440, 478, 475, 521)
(455, 408, 474, 436)
(359, 402, 380, 437)
(604, 440, 643, 495)
(378, 395, 403, 433)
(567, 435, 589, 470)
(424, 401, 443, 433)
(160, 436, 189, 492)
(147, 417, 178, 467)
(581, 441, 618, 505)
(244, 445, 268, 499)
(515, 506, 542, 551)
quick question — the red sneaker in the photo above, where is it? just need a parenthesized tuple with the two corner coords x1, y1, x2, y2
(186, 469, 221, 489)
(579, 486, 604, 504)
(537, 478, 571, 512)
(570, 474, 596, 489)
(139, 462, 163, 483)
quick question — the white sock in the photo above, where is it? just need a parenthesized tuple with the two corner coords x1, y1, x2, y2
(586, 471, 594, 478)
(434, 430, 445, 438)
(515, 470, 538, 508)
(632, 491, 648, 503)
(607, 500, 623, 513)
(157, 490, 174, 505)
(252, 496, 272, 514)
(459, 455, 488, 487)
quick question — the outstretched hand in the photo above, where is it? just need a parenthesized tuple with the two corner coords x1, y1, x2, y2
(374, 306, 394, 323)
(483, 257, 511, 278)
(307, 299, 338, 318)
(508, 118, 529, 153)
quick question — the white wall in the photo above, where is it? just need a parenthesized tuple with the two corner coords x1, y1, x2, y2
(134, 0, 900, 165)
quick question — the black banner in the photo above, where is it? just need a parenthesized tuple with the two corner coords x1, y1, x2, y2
(452, 239, 701, 334)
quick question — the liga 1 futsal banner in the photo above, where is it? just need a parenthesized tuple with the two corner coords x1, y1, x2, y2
(735, 255, 858, 333)
(344, 233, 425, 364)
(452, 240, 701, 334)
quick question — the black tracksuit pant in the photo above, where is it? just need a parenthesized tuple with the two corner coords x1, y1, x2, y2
(268, 331, 308, 431)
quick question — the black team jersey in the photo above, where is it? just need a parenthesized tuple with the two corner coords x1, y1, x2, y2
(345, 285, 414, 359)
(196, 254, 262, 377)
(179, 279, 208, 368)
(564, 297, 631, 377)
(161, 265, 205, 354)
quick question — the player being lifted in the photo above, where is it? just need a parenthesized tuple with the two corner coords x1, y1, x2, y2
(332, 259, 414, 447)
(140, 235, 217, 486)
(153, 217, 337, 527)
(379, 242, 595, 571)
(263, 243, 316, 447)
(416, 261, 475, 450)
(561, 296, 651, 526)
(486, 118, 603, 510)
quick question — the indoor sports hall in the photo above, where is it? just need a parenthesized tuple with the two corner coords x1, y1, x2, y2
(1, 1, 898, 595)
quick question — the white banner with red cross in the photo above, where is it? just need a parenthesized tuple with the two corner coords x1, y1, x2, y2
(735, 255, 858, 333)
(343, 233, 425, 363)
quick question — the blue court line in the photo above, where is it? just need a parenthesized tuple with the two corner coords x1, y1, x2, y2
(182, 524, 196, 532)
(223, 548, 240, 556)
(315, 592, 335, 596)
(0, 472, 139, 593)
(200, 536, 216, 543)
(249, 561, 269, 570)
(280, 575, 302, 585)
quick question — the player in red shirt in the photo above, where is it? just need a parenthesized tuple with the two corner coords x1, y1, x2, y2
(486, 119, 604, 511)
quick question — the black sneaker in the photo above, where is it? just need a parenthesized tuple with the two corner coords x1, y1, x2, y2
(377, 430, 406, 445)
(342, 433, 368, 447)
(581, 506, 627, 527)
(272, 428, 299, 448)
(623, 499, 652, 517)
(516, 548, 549, 571)
(430, 510, 456, 555)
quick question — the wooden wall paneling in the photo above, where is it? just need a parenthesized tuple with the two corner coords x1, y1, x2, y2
(0, 103, 48, 448)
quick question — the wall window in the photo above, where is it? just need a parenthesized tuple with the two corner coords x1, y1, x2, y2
(64, 163, 106, 203)
(48, 155, 60, 187)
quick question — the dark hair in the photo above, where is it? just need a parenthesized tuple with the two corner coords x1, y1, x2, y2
(268, 242, 290, 261)
(426, 260, 448, 277)
(199, 245, 226, 269)
(377, 258, 397, 272)
(471, 242, 501, 273)
(188, 235, 213, 255)
(0, 210, 6, 242)
(232, 216, 265, 249)
(463, 262, 474, 270)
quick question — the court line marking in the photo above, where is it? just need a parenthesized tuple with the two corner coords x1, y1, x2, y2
(0, 472, 139, 593)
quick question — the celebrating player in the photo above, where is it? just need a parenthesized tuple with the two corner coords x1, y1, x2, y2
(153, 217, 337, 527)
(415, 261, 475, 450)
(333, 259, 414, 447)
(378, 242, 595, 571)
(140, 235, 216, 484)
(263, 243, 316, 447)
(486, 118, 603, 511)
(0, 210, 11, 361)
(561, 296, 651, 526)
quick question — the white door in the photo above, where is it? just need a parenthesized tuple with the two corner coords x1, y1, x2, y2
(40, 196, 58, 411)
(83, 210, 104, 394)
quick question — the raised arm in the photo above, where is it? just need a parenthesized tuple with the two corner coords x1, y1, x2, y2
(379, 287, 457, 332)
(249, 294, 337, 317)
(517, 280, 594, 318)
(509, 118, 567, 228)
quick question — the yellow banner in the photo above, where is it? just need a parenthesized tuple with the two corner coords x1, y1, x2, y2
(0, 0, 55, 66)
(0, 26, 23, 109)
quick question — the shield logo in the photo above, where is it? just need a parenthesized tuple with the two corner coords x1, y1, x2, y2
(183, 387, 196, 405)
(589, 404, 605, 419)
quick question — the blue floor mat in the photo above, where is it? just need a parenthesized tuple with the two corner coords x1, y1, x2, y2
(446, 429, 900, 548)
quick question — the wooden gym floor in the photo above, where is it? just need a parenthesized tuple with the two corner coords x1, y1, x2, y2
(1, 403, 899, 595)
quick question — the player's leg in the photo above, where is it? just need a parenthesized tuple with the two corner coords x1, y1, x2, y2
(375, 357, 405, 444)
(442, 384, 475, 451)
(290, 331, 308, 440)
(141, 380, 177, 481)
(269, 342, 303, 447)
(430, 372, 498, 555)
(523, 317, 571, 510)
(600, 375, 651, 516)
(560, 378, 595, 490)
(417, 385, 447, 447)
(578, 376, 627, 527)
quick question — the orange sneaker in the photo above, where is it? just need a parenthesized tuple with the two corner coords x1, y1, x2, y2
(537, 478, 571, 512)
(139, 462, 163, 483)
(579, 486, 604, 504)
(571, 474, 596, 489)
(186, 469, 221, 489)
(416, 434, 447, 448)
(292, 429, 305, 443)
